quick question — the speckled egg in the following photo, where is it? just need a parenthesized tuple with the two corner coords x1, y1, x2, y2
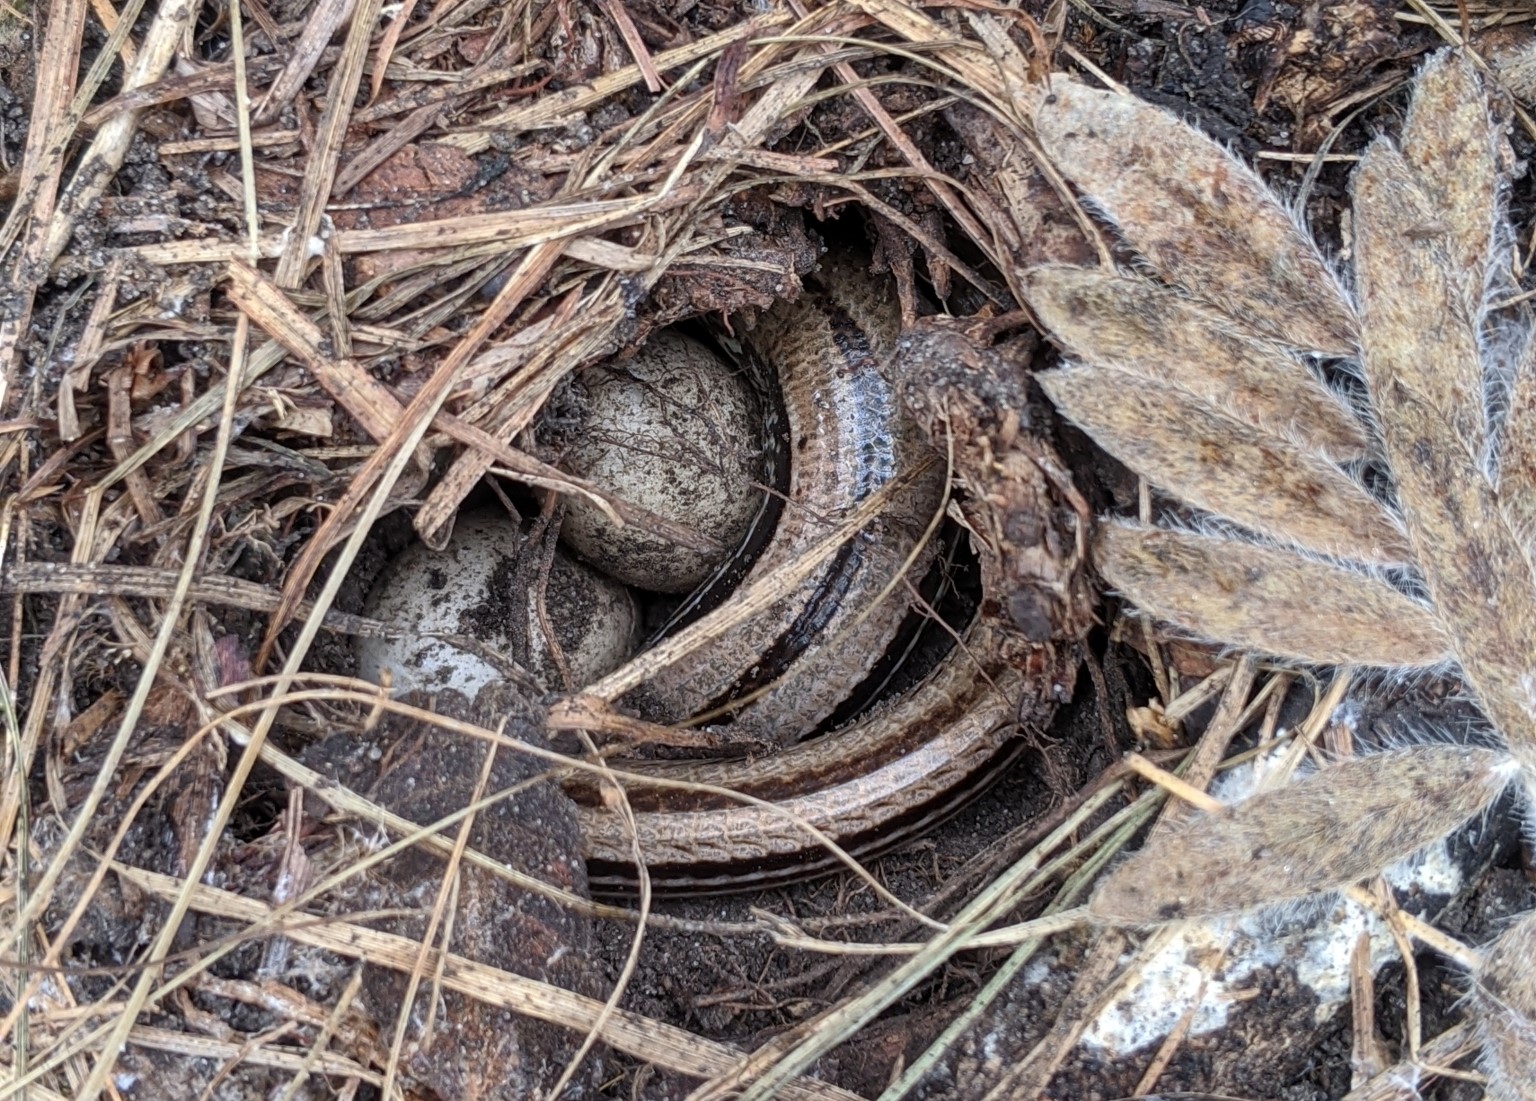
(356, 509, 638, 696)
(559, 329, 766, 592)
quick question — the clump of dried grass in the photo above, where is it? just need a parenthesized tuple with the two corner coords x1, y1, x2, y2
(1, 3, 1113, 1098)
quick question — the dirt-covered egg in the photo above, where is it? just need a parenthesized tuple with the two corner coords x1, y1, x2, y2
(559, 329, 766, 593)
(356, 509, 638, 696)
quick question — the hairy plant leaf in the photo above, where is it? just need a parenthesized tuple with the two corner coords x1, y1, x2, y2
(1354, 141, 1536, 755)
(1033, 77, 1359, 356)
(1039, 365, 1408, 563)
(1035, 50, 1536, 1082)
(1473, 910, 1536, 1101)
(1025, 266, 1367, 462)
(1499, 337, 1536, 542)
(1089, 748, 1514, 924)
(1401, 51, 1502, 321)
(1098, 523, 1450, 667)
(1355, 142, 1488, 455)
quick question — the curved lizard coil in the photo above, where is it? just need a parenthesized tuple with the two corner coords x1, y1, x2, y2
(624, 254, 949, 746)
(581, 621, 1059, 894)
(574, 303, 1093, 896)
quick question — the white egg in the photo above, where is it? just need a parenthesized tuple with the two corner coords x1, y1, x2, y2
(559, 329, 765, 592)
(356, 509, 638, 696)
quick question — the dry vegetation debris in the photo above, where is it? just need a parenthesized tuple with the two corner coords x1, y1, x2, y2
(0, 0, 1533, 1098)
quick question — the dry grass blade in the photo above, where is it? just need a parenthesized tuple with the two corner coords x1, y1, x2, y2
(1472, 910, 1536, 1101)
(1087, 747, 1514, 924)
(700, 784, 1130, 1101)
(1097, 524, 1452, 667)
(0, 0, 87, 411)
(1353, 140, 1536, 757)
(1025, 266, 1367, 461)
(1032, 77, 1359, 355)
(42, 0, 197, 267)
(113, 867, 861, 1101)
(1039, 365, 1408, 563)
